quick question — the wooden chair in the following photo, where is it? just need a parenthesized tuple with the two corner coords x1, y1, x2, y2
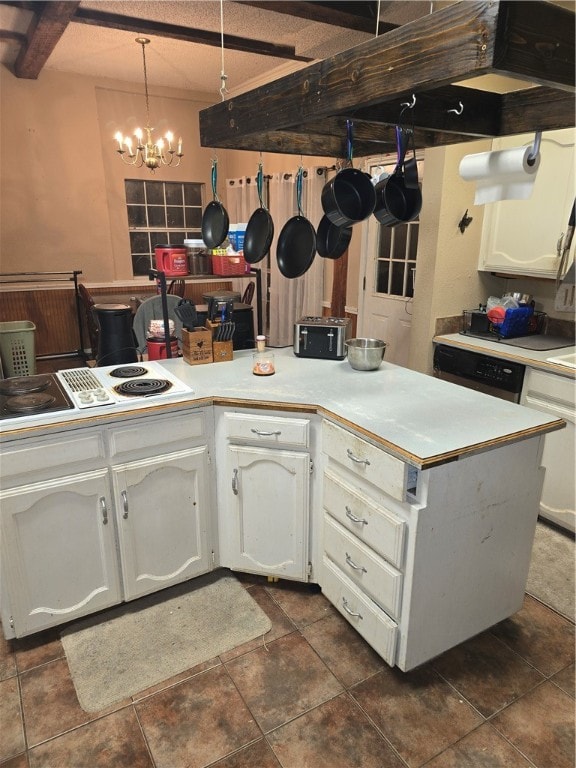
(167, 279, 186, 297)
(78, 283, 99, 359)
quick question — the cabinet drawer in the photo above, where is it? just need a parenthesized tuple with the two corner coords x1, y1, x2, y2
(322, 419, 407, 501)
(109, 411, 206, 457)
(324, 514, 403, 620)
(1, 432, 104, 480)
(323, 468, 405, 569)
(223, 412, 309, 449)
(321, 555, 397, 666)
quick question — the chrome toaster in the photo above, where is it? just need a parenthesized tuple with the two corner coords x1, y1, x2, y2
(293, 316, 351, 360)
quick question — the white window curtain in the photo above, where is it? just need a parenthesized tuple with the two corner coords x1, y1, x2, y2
(226, 166, 326, 347)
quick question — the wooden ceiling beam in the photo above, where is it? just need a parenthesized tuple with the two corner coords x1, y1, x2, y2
(72, 7, 313, 62)
(14, 1, 79, 80)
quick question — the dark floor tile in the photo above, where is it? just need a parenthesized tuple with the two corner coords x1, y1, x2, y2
(0, 676, 25, 763)
(351, 664, 483, 767)
(136, 665, 261, 768)
(19, 658, 119, 747)
(0, 753, 29, 768)
(550, 663, 575, 698)
(432, 631, 544, 716)
(14, 629, 64, 674)
(131, 656, 221, 702)
(423, 723, 533, 767)
(491, 680, 575, 768)
(264, 581, 335, 629)
(302, 611, 385, 688)
(220, 586, 296, 662)
(226, 633, 343, 732)
(267, 692, 404, 768)
(491, 595, 575, 676)
(208, 739, 281, 767)
(0, 634, 17, 682)
(27, 707, 153, 768)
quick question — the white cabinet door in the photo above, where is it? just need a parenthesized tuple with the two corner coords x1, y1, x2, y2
(0, 470, 121, 637)
(478, 128, 575, 277)
(112, 447, 211, 600)
(220, 445, 310, 579)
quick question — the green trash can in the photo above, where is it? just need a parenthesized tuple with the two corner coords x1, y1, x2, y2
(0, 321, 36, 377)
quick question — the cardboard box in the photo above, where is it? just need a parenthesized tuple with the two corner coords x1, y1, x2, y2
(182, 328, 213, 365)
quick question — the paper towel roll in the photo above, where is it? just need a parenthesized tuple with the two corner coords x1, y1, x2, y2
(459, 146, 540, 205)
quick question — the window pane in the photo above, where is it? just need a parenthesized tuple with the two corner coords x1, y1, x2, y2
(148, 206, 166, 227)
(165, 183, 183, 205)
(151, 232, 168, 248)
(167, 232, 185, 245)
(184, 184, 203, 206)
(185, 207, 203, 228)
(378, 226, 392, 258)
(131, 254, 152, 276)
(376, 260, 390, 293)
(392, 226, 407, 259)
(167, 206, 184, 227)
(145, 182, 164, 205)
(125, 180, 145, 204)
(129, 232, 149, 253)
(406, 263, 416, 298)
(127, 205, 146, 227)
(409, 225, 419, 261)
(390, 261, 405, 296)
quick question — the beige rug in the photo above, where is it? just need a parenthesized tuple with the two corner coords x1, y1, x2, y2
(61, 570, 271, 712)
(526, 521, 575, 622)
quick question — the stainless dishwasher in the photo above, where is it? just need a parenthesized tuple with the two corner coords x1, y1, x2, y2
(433, 344, 525, 403)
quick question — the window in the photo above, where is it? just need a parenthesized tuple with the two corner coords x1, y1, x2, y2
(124, 179, 204, 276)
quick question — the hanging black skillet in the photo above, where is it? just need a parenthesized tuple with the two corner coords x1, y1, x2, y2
(201, 159, 230, 249)
(243, 163, 274, 264)
(316, 215, 352, 259)
(276, 167, 316, 279)
(373, 125, 422, 227)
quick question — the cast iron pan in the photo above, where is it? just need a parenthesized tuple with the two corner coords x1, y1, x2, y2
(373, 126, 422, 227)
(316, 215, 352, 259)
(201, 160, 229, 249)
(276, 168, 316, 279)
(244, 164, 274, 264)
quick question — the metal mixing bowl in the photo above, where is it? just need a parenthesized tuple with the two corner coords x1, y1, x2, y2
(345, 338, 387, 370)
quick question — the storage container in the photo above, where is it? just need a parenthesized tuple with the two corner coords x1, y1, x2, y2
(0, 320, 36, 376)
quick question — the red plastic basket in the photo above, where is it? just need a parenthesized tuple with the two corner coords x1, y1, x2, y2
(211, 253, 250, 276)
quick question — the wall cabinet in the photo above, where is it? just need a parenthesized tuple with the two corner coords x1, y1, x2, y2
(216, 410, 311, 580)
(478, 128, 575, 278)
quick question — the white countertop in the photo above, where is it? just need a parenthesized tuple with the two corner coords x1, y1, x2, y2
(2, 348, 560, 470)
(434, 333, 576, 377)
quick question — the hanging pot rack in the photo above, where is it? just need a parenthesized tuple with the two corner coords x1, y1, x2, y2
(199, 0, 574, 158)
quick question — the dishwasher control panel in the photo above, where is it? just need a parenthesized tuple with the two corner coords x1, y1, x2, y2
(433, 345, 525, 394)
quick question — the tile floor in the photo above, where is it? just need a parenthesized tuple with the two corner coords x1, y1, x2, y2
(1, 574, 574, 768)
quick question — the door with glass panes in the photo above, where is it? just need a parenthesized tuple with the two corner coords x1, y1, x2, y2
(357, 156, 422, 367)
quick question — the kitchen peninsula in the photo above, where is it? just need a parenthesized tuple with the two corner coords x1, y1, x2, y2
(0, 350, 565, 671)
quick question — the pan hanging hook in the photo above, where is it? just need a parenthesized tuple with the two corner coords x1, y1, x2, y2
(399, 93, 416, 120)
(447, 101, 464, 116)
(527, 130, 542, 165)
(219, 0, 229, 100)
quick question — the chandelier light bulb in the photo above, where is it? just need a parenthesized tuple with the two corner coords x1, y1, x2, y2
(113, 38, 183, 172)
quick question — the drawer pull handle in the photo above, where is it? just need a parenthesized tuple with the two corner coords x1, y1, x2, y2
(100, 496, 108, 525)
(345, 506, 368, 526)
(342, 597, 363, 620)
(121, 490, 129, 519)
(250, 428, 282, 437)
(345, 553, 367, 573)
(346, 449, 370, 466)
(232, 468, 239, 495)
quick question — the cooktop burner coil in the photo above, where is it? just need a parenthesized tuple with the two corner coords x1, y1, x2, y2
(113, 378, 172, 397)
(0, 374, 52, 397)
(109, 366, 148, 378)
(5, 392, 57, 413)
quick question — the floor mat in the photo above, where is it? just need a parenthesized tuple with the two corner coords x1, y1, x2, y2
(60, 569, 271, 712)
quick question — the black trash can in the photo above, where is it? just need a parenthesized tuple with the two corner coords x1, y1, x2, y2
(93, 304, 138, 366)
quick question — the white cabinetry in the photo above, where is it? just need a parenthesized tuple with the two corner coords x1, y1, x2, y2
(478, 128, 575, 277)
(0, 408, 214, 638)
(521, 368, 575, 532)
(0, 431, 121, 637)
(216, 410, 311, 580)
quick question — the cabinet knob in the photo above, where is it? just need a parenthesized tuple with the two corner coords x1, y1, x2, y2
(345, 506, 368, 526)
(232, 468, 239, 495)
(121, 490, 129, 519)
(99, 496, 108, 525)
(346, 449, 370, 466)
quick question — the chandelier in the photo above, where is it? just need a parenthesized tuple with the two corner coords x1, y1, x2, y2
(114, 38, 183, 171)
